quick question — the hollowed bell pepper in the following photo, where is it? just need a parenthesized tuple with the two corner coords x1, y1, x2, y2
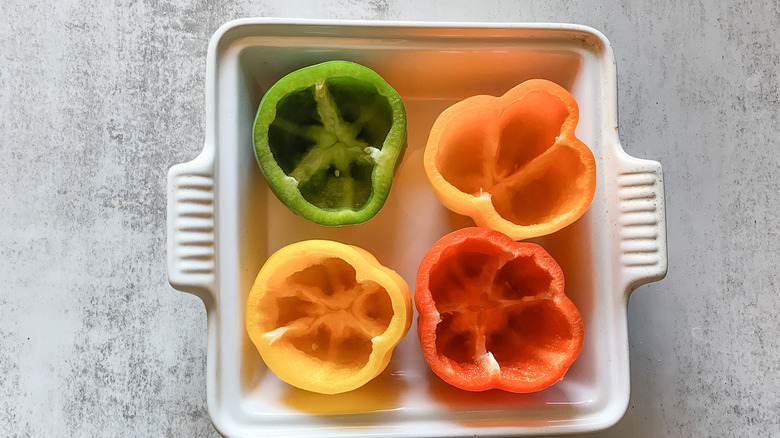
(415, 227, 584, 393)
(253, 61, 407, 226)
(423, 79, 596, 240)
(246, 240, 412, 394)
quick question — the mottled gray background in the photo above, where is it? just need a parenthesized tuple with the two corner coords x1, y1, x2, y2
(2, 0, 778, 436)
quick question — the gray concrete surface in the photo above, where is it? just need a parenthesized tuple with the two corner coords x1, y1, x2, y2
(2, 0, 779, 436)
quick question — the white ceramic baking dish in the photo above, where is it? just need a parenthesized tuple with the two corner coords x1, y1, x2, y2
(167, 18, 667, 437)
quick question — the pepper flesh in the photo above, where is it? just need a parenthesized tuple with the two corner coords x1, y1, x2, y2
(254, 61, 407, 225)
(423, 79, 596, 240)
(246, 240, 412, 394)
(415, 227, 584, 393)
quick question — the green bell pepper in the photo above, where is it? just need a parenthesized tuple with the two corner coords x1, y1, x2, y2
(253, 61, 407, 226)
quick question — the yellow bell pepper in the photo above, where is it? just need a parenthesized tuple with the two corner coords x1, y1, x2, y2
(246, 240, 412, 394)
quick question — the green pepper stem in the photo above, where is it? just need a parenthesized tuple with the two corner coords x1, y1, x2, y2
(288, 81, 376, 185)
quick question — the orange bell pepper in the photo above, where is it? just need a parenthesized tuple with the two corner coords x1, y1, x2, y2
(246, 240, 412, 395)
(423, 79, 597, 240)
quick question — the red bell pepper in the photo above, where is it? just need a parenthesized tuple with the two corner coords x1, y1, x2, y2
(415, 227, 584, 392)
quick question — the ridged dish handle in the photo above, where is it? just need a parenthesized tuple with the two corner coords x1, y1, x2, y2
(167, 147, 216, 302)
(616, 153, 668, 295)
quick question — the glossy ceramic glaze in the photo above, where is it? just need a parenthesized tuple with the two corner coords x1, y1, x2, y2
(167, 18, 667, 437)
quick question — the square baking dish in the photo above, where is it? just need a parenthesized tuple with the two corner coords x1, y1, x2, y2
(167, 18, 667, 437)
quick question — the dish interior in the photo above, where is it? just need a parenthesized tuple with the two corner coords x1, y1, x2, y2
(213, 25, 621, 431)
